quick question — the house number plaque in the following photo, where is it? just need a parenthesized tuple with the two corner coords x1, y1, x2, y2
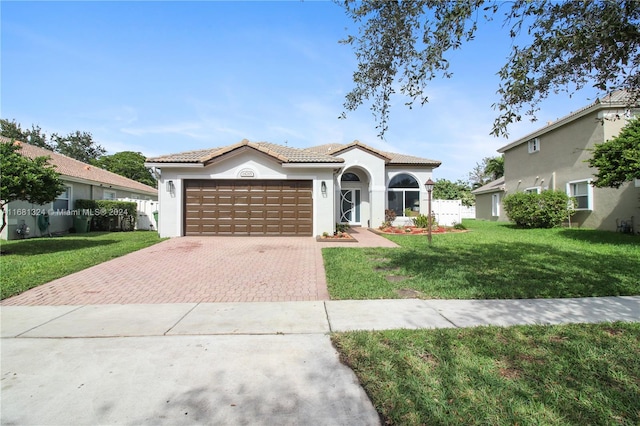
(239, 168, 255, 178)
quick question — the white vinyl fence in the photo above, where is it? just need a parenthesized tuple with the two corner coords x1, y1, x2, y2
(392, 199, 475, 227)
(119, 198, 159, 231)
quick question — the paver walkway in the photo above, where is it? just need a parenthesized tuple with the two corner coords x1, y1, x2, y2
(1, 228, 397, 306)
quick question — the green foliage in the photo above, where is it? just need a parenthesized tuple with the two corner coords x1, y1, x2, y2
(587, 117, 640, 188)
(502, 190, 574, 228)
(75, 199, 137, 232)
(412, 214, 432, 228)
(0, 141, 66, 233)
(453, 222, 467, 230)
(469, 156, 504, 188)
(1, 119, 53, 150)
(338, 0, 640, 137)
(92, 151, 157, 188)
(335, 223, 350, 233)
(383, 209, 397, 227)
(52, 130, 106, 163)
(433, 179, 474, 206)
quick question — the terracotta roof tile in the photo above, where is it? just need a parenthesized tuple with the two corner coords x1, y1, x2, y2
(1, 136, 157, 196)
(307, 140, 441, 166)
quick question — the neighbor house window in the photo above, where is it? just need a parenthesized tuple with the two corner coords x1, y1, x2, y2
(566, 179, 593, 210)
(528, 138, 540, 153)
(525, 186, 541, 194)
(53, 186, 71, 210)
(103, 190, 117, 200)
(491, 193, 500, 217)
(387, 173, 420, 216)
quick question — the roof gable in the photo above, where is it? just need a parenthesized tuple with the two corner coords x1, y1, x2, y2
(1, 136, 157, 195)
(307, 140, 441, 167)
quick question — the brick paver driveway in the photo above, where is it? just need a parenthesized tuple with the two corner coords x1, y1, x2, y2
(2, 228, 397, 306)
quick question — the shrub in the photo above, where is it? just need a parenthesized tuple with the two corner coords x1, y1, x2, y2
(335, 223, 350, 233)
(503, 190, 574, 228)
(383, 209, 397, 227)
(75, 199, 137, 231)
(412, 214, 431, 228)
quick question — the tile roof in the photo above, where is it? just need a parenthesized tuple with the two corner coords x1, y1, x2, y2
(147, 139, 344, 164)
(1, 136, 157, 196)
(307, 140, 441, 166)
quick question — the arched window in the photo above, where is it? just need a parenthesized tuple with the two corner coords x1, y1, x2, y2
(341, 172, 360, 182)
(387, 174, 420, 216)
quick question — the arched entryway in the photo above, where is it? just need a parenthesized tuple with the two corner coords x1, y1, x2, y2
(338, 168, 371, 227)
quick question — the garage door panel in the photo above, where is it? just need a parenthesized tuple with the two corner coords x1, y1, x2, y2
(185, 179, 312, 236)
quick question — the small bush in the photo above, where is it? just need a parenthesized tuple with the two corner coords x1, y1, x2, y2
(453, 222, 467, 230)
(383, 209, 397, 227)
(503, 190, 574, 228)
(336, 223, 350, 233)
(412, 214, 432, 228)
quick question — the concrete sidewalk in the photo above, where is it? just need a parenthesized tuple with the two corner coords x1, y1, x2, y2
(2, 296, 639, 425)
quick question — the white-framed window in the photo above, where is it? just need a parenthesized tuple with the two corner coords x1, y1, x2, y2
(528, 138, 540, 153)
(103, 190, 117, 200)
(53, 186, 72, 210)
(566, 179, 593, 210)
(491, 193, 500, 217)
(525, 186, 541, 194)
(387, 173, 420, 217)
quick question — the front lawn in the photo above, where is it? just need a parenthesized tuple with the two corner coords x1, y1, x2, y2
(332, 322, 640, 425)
(323, 220, 640, 300)
(0, 231, 165, 300)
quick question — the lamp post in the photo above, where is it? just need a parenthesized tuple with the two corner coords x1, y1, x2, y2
(424, 178, 434, 245)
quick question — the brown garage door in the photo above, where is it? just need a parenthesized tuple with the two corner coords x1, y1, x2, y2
(184, 180, 313, 236)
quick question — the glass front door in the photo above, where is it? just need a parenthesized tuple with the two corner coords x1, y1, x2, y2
(340, 189, 361, 225)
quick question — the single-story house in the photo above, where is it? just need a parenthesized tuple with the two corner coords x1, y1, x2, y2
(145, 139, 441, 237)
(1, 137, 158, 240)
(473, 90, 639, 231)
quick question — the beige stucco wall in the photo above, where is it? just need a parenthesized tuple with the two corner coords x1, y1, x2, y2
(501, 109, 639, 230)
(474, 192, 501, 221)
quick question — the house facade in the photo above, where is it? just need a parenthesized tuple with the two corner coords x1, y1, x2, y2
(474, 91, 639, 231)
(1, 137, 158, 240)
(145, 139, 441, 238)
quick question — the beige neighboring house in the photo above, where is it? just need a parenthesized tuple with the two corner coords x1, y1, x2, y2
(1, 136, 158, 240)
(473, 91, 639, 231)
(145, 139, 440, 238)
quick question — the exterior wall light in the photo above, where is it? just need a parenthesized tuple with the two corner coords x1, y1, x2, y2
(321, 181, 327, 194)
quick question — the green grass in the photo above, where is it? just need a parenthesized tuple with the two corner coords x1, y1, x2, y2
(324, 220, 640, 300)
(0, 231, 165, 299)
(332, 322, 640, 426)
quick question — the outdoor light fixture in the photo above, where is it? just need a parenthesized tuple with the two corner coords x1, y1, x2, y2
(166, 180, 175, 195)
(321, 181, 327, 194)
(424, 178, 434, 245)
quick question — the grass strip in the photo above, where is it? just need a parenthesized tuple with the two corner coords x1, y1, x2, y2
(332, 322, 640, 425)
(1, 231, 165, 299)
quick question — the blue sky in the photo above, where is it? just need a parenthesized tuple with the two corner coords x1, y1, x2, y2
(2, 1, 601, 181)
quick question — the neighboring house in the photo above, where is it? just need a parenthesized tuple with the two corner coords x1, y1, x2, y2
(1, 137, 158, 240)
(145, 139, 441, 237)
(473, 91, 639, 231)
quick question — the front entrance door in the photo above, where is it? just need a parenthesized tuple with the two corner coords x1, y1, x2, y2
(340, 189, 361, 225)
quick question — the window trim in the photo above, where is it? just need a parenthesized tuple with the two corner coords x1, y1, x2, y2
(387, 173, 421, 216)
(53, 185, 72, 211)
(491, 193, 500, 217)
(566, 179, 593, 211)
(524, 186, 541, 194)
(528, 138, 540, 153)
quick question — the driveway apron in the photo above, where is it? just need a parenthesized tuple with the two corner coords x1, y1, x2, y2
(1, 229, 397, 306)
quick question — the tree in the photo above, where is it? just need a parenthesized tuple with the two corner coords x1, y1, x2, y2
(433, 178, 474, 206)
(0, 141, 66, 234)
(469, 156, 504, 188)
(587, 118, 640, 188)
(52, 131, 106, 163)
(338, 0, 640, 138)
(92, 151, 157, 188)
(1, 119, 53, 150)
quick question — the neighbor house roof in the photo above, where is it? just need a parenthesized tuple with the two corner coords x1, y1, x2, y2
(1, 136, 157, 196)
(147, 139, 344, 165)
(498, 90, 637, 153)
(471, 177, 505, 195)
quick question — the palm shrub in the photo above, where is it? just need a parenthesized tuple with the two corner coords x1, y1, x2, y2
(503, 190, 574, 228)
